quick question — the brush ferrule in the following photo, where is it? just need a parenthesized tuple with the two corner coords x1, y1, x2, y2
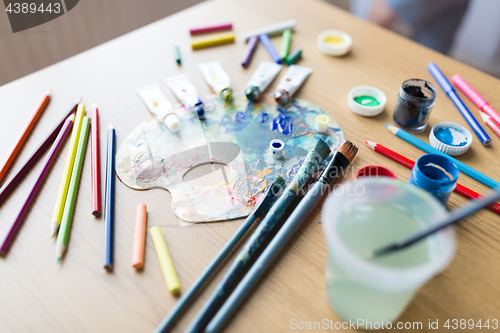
(319, 152, 351, 185)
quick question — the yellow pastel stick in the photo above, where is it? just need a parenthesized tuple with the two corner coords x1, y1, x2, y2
(50, 104, 85, 237)
(150, 226, 181, 294)
(191, 32, 235, 50)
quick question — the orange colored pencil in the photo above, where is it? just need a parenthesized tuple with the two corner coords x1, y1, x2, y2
(0, 89, 51, 183)
(132, 203, 147, 269)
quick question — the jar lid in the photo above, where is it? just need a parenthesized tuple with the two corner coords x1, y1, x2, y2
(429, 122, 473, 156)
(347, 86, 386, 117)
(317, 30, 352, 56)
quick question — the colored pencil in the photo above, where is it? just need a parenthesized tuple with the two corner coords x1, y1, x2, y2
(173, 46, 181, 65)
(206, 142, 358, 333)
(91, 103, 102, 216)
(50, 104, 86, 237)
(154, 176, 286, 333)
(0, 89, 51, 184)
(258, 34, 282, 64)
(280, 29, 292, 59)
(56, 116, 91, 262)
(150, 226, 181, 294)
(385, 124, 500, 189)
(0, 115, 74, 255)
(132, 203, 148, 269)
(452, 74, 500, 128)
(372, 186, 500, 257)
(479, 111, 500, 139)
(241, 19, 296, 42)
(184, 139, 331, 333)
(0, 101, 79, 204)
(427, 63, 491, 146)
(241, 36, 258, 68)
(190, 23, 232, 35)
(365, 140, 500, 215)
(103, 123, 116, 270)
(191, 33, 235, 50)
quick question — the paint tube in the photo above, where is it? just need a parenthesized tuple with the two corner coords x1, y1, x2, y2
(136, 84, 180, 132)
(245, 61, 282, 101)
(197, 61, 233, 102)
(164, 74, 205, 118)
(273, 65, 313, 105)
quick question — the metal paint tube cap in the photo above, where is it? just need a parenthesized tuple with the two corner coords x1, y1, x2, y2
(348, 86, 386, 117)
(220, 88, 233, 102)
(429, 122, 472, 156)
(245, 86, 260, 101)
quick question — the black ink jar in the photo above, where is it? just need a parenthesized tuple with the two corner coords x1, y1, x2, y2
(393, 79, 437, 131)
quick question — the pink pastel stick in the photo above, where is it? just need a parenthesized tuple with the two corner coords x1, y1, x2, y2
(452, 74, 500, 127)
(190, 23, 232, 35)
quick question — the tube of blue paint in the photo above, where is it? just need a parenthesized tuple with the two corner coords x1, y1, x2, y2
(408, 154, 459, 206)
(164, 74, 205, 118)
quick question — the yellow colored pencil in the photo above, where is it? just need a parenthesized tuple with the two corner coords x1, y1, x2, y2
(150, 226, 181, 294)
(191, 32, 235, 50)
(50, 103, 85, 237)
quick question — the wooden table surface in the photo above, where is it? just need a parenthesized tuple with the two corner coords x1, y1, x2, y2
(1, 0, 499, 332)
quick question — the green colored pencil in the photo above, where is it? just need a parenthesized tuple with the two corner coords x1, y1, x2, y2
(174, 46, 181, 65)
(280, 29, 292, 59)
(56, 116, 91, 262)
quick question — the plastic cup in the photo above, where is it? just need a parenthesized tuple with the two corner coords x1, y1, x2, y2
(322, 178, 456, 329)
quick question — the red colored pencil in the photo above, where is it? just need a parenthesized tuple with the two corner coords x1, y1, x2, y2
(364, 140, 500, 215)
(0, 89, 51, 184)
(91, 103, 102, 216)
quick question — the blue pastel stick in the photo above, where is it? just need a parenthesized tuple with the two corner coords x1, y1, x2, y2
(385, 124, 499, 189)
(153, 176, 285, 333)
(103, 123, 115, 270)
(427, 62, 491, 146)
(259, 34, 282, 64)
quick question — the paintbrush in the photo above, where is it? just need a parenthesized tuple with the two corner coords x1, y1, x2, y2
(182, 139, 331, 333)
(154, 175, 286, 332)
(205, 141, 358, 333)
(370, 187, 500, 258)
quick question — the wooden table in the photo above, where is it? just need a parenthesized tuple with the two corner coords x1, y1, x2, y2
(1, 0, 499, 332)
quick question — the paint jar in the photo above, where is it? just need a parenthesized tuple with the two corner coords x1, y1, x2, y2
(269, 139, 285, 159)
(322, 178, 456, 328)
(408, 154, 459, 206)
(355, 165, 397, 179)
(393, 79, 437, 131)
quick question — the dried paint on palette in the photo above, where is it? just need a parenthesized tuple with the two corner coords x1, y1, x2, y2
(116, 94, 344, 223)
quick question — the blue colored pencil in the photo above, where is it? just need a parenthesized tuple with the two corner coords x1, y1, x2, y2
(184, 139, 331, 333)
(153, 176, 285, 333)
(103, 123, 115, 270)
(427, 62, 491, 146)
(206, 142, 358, 333)
(258, 34, 282, 64)
(385, 124, 499, 189)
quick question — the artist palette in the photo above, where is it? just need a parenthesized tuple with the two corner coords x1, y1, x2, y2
(116, 94, 344, 223)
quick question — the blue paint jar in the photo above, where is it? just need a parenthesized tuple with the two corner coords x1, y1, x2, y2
(393, 79, 437, 131)
(408, 154, 459, 206)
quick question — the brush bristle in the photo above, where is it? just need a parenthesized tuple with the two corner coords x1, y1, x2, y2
(314, 139, 331, 161)
(338, 140, 358, 162)
(272, 175, 286, 189)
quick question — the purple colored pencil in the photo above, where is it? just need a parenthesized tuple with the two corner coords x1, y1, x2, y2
(258, 34, 282, 64)
(0, 115, 74, 255)
(190, 23, 232, 35)
(241, 36, 259, 68)
(0, 102, 78, 204)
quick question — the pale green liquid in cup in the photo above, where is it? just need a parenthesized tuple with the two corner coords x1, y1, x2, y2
(326, 203, 430, 327)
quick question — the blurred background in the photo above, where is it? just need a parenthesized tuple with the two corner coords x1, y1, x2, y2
(0, 0, 499, 87)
